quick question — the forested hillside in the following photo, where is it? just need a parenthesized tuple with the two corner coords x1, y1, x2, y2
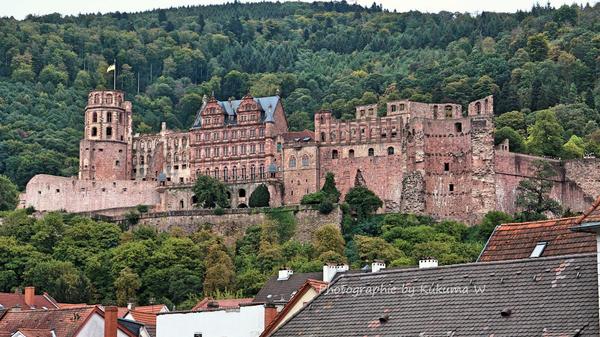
(0, 1, 599, 188)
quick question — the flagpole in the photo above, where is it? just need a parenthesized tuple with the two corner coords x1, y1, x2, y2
(113, 58, 117, 90)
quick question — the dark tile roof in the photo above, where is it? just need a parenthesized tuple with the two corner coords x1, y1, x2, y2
(478, 217, 596, 262)
(192, 96, 280, 128)
(271, 254, 599, 336)
(254, 272, 322, 303)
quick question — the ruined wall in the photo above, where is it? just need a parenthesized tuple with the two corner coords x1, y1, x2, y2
(282, 142, 320, 205)
(564, 158, 600, 206)
(493, 153, 600, 215)
(128, 206, 342, 245)
(318, 141, 405, 211)
(24, 175, 159, 212)
(158, 181, 284, 211)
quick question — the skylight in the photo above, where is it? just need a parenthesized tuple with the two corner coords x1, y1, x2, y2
(530, 241, 547, 258)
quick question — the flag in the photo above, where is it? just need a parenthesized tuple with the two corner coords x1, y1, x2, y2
(106, 64, 116, 73)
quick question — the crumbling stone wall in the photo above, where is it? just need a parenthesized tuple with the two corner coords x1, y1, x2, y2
(23, 175, 159, 213)
(128, 206, 342, 245)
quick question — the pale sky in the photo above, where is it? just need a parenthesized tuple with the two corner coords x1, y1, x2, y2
(0, 0, 594, 19)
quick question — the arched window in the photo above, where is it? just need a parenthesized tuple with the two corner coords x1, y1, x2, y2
(94, 94, 100, 104)
(250, 165, 256, 180)
(289, 156, 296, 168)
(223, 167, 228, 181)
(433, 105, 438, 119)
(232, 166, 237, 180)
(91, 127, 97, 137)
(239, 189, 246, 197)
(475, 102, 481, 115)
(205, 168, 210, 176)
(213, 168, 219, 178)
(320, 132, 326, 142)
(302, 155, 309, 167)
(445, 105, 453, 118)
(349, 149, 355, 158)
(106, 127, 112, 138)
(387, 147, 395, 155)
(259, 164, 265, 179)
(92, 112, 98, 123)
(106, 112, 112, 123)
(241, 166, 247, 180)
(454, 122, 462, 133)
(330, 132, 336, 141)
(332, 149, 339, 159)
(368, 148, 374, 156)
(106, 94, 113, 104)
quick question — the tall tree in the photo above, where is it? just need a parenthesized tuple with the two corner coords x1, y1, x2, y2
(192, 175, 231, 209)
(515, 160, 562, 219)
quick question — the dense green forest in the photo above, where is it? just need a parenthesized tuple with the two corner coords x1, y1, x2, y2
(0, 204, 497, 308)
(0, 1, 598, 189)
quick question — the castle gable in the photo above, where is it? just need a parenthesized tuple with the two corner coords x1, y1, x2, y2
(192, 96, 281, 129)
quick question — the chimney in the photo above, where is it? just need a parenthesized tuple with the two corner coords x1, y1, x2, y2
(371, 260, 386, 273)
(277, 268, 293, 281)
(323, 264, 349, 283)
(104, 306, 118, 337)
(264, 302, 278, 329)
(24, 287, 35, 308)
(127, 302, 135, 311)
(419, 257, 438, 269)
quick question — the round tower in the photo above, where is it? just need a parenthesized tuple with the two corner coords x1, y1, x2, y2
(79, 90, 133, 180)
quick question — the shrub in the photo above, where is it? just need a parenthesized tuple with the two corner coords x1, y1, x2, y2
(249, 184, 270, 207)
(318, 200, 334, 214)
(300, 191, 326, 205)
(214, 207, 225, 215)
(136, 204, 149, 213)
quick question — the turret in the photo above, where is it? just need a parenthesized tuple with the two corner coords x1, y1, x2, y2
(79, 90, 133, 181)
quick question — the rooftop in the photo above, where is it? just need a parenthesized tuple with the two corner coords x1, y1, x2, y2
(478, 217, 596, 262)
(253, 272, 322, 304)
(192, 298, 254, 311)
(271, 253, 599, 336)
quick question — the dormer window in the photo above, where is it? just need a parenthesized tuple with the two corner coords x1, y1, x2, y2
(530, 242, 547, 258)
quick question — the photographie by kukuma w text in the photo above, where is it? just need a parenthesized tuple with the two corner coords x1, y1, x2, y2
(0, 0, 599, 336)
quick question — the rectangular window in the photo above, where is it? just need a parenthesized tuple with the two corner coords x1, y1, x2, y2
(444, 163, 450, 171)
(259, 143, 264, 153)
(250, 144, 256, 154)
(449, 184, 454, 192)
(530, 242, 547, 258)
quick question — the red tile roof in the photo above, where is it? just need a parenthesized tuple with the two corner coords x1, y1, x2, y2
(281, 130, 314, 142)
(0, 306, 97, 337)
(0, 292, 59, 310)
(478, 216, 596, 262)
(131, 304, 167, 314)
(192, 298, 254, 311)
(0, 306, 139, 337)
(12, 328, 53, 337)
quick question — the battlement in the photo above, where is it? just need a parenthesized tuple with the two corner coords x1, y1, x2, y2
(87, 90, 132, 111)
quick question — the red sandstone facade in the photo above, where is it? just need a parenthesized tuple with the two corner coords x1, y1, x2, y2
(21, 90, 600, 224)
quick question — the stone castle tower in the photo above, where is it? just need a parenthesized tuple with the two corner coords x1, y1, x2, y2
(79, 90, 133, 180)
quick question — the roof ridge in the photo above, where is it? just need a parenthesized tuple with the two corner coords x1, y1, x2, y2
(338, 252, 597, 279)
(500, 216, 579, 226)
